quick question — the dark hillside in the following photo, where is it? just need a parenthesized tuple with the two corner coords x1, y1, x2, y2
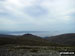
(45, 33, 75, 46)
(0, 34, 58, 46)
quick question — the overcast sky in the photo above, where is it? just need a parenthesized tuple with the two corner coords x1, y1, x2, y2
(0, 0, 75, 33)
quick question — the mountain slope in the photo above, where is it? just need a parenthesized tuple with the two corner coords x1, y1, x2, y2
(0, 34, 57, 46)
(45, 33, 75, 46)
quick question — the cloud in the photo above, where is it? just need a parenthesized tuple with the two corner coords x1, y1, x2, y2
(24, 5, 48, 18)
(0, 0, 75, 33)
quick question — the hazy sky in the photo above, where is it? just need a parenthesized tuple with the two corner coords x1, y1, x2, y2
(0, 0, 75, 33)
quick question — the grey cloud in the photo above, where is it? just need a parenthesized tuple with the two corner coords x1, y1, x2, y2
(24, 5, 48, 18)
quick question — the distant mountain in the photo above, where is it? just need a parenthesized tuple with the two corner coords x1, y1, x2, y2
(45, 33, 75, 46)
(0, 34, 58, 46)
(0, 31, 52, 37)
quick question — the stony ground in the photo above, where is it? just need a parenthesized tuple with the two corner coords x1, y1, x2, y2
(0, 48, 61, 56)
(0, 46, 75, 56)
